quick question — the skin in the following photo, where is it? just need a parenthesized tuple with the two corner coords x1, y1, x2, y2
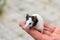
(19, 20, 60, 40)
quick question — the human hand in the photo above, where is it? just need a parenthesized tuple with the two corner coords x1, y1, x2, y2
(19, 20, 60, 40)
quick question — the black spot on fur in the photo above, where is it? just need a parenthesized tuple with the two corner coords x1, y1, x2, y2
(31, 16, 38, 27)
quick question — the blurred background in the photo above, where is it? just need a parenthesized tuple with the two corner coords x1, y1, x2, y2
(0, 0, 60, 40)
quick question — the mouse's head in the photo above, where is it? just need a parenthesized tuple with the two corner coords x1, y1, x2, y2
(24, 14, 38, 29)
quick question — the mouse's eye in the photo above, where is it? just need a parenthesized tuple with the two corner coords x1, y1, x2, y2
(29, 23, 31, 25)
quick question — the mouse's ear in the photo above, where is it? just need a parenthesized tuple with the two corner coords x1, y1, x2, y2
(26, 14, 29, 19)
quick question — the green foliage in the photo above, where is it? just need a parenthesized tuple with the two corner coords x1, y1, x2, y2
(0, 0, 6, 15)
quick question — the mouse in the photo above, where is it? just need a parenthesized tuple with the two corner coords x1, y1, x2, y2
(24, 14, 44, 33)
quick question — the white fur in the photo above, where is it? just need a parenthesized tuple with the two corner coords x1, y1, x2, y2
(32, 14, 44, 32)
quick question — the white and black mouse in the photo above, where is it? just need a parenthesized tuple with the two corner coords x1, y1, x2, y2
(24, 14, 44, 33)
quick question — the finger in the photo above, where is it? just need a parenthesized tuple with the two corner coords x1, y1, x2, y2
(44, 30, 52, 36)
(44, 28, 51, 33)
(19, 20, 25, 28)
(44, 22, 56, 33)
(44, 22, 49, 28)
(49, 24, 56, 32)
